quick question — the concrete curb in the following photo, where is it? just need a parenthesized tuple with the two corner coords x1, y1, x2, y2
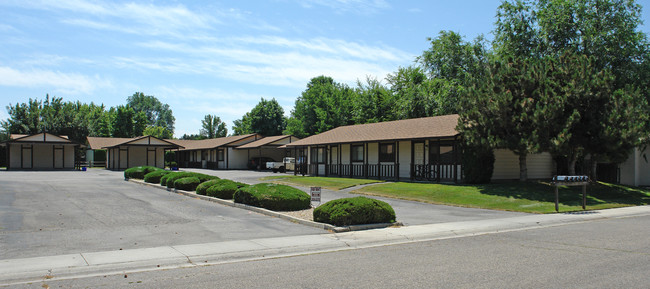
(126, 178, 402, 233)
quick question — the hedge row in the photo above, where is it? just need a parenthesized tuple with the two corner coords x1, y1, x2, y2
(196, 179, 249, 199)
(124, 166, 163, 179)
(233, 183, 310, 211)
(161, 172, 219, 188)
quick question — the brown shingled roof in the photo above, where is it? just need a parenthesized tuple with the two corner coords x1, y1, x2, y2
(236, 135, 298, 149)
(285, 114, 460, 147)
(173, 134, 258, 151)
(87, 137, 134, 149)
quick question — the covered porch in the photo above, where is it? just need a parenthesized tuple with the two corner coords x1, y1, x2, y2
(286, 115, 462, 183)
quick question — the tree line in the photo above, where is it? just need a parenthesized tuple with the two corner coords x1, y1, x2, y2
(1, 92, 175, 143)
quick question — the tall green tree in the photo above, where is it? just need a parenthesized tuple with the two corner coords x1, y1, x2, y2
(460, 56, 555, 181)
(111, 105, 148, 138)
(127, 92, 175, 135)
(386, 66, 435, 119)
(143, 125, 173, 139)
(484, 0, 650, 179)
(232, 112, 252, 136)
(234, 98, 286, 136)
(200, 115, 227, 138)
(352, 76, 395, 124)
(285, 76, 354, 138)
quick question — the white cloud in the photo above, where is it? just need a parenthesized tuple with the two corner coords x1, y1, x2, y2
(129, 36, 413, 87)
(0, 66, 111, 95)
(300, 0, 391, 14)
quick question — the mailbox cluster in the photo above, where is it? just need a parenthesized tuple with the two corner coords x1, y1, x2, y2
(552, 175, 589, 183)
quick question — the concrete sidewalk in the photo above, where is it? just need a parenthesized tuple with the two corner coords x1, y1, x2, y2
(2, 205, 648, 286)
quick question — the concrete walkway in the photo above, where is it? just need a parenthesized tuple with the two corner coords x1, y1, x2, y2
(2, 205, 649, 286)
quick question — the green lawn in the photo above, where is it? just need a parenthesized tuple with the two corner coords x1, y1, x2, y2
(351, 181, 650, 213)
(260, 175, 385, 190)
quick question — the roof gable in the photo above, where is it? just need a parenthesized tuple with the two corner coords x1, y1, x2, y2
(10, 133, 72, 143)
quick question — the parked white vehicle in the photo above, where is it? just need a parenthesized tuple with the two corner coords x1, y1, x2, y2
(266, 157, 296, 173)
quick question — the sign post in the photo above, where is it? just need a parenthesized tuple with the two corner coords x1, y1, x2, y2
(310, 186, 321, 206)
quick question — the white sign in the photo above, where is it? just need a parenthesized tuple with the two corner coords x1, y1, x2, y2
(310, 187, 321, 202)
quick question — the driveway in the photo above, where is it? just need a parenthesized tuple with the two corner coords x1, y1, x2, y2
(182, 168, 530, 225)
(0, 169, 322, 259)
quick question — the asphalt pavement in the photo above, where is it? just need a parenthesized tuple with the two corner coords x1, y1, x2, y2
(0, 169, 323, 260)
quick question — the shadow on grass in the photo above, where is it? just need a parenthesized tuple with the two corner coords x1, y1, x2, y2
(474, 181, 650, 207)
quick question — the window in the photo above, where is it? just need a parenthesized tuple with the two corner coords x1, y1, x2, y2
(218, 149, 224, 161)
(311, 147, 325, 164)
(379, 143, 395, 162)
(351, 145, 364, 162)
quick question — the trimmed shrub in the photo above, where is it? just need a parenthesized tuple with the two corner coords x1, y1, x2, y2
(196, 179, 224, 195)
(144, 170, 171, 183)
(163, 172, 194, 188)
(163, 172, 218, 188)
(205, 180, 249, 199)
(174, 177, 201, 191)
(124, 166, 162, 179)
(233, 183, 310, 211)
(313, 197, 396, 226)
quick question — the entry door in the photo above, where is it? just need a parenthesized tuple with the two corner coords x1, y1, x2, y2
(413, 142, 425, 165)
(54, 146, 64, 169)
(147, 149, 156, 166)
(22, 145, 32, 169)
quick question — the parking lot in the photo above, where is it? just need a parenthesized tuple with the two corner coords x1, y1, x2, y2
(0, 169, 322, 259)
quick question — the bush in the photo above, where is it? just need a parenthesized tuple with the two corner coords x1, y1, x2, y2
(144, 170, 171, 183)
(233, 183, 310, 211)
(205, 180, 249, 199)
(313, 197, 396, 226)
(163, 172, 218, 188)
(174, 177, 201, 191)
(124, 166, 162, 179)
(196, 179, 224, 195)
(461, 143, 495, 184)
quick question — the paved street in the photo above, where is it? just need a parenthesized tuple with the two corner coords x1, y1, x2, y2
(0, 170, 322, 259)
(6, 213, 649, 288)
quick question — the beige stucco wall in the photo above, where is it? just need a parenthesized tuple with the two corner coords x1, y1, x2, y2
(8, 143, 75, 169)
(619, 147, 650, 186)
(492, 149, 554, 180)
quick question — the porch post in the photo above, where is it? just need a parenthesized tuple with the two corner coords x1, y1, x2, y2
(325, 146, 329, 177)
(364, 142, 368, 178)
(395, 141, 399, 180)
(338, 144, 342, 177)
(453, 140, 458, 183)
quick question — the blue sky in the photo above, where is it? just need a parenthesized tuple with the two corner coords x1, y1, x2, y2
(1, 0, 649, 137)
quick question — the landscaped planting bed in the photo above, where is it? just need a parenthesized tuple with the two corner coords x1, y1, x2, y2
(234, 183, 310, 211)
(313, 197, 396, 226)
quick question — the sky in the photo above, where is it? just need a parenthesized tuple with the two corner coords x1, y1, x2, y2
(1, 0, 650, 138)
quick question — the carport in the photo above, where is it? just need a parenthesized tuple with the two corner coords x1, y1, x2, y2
(1, 133, 83, 170)
(236, 135, 300, 170)
(87, 136, 183, 170)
